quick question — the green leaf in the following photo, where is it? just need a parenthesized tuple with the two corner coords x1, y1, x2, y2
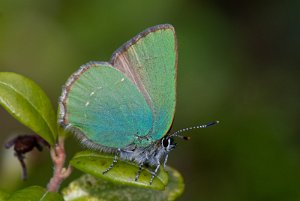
(0, 189, 10, 201)
(70, 151, 168, 190)
(0, 72, 57, 145)
(7, 186, 64, 201)
(62, 167, 184, 201)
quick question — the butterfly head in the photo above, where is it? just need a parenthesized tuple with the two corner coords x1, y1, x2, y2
(161, 137, 176, 152)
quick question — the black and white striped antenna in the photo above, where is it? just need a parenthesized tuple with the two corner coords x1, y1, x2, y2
(170, 121, 219, 140)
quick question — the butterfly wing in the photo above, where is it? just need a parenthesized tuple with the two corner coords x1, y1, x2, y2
(59, 62, 153, 149)
(111, 24, 177, 141)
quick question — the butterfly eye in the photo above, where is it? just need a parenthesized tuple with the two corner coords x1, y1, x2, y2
(162, 138, 169, 148)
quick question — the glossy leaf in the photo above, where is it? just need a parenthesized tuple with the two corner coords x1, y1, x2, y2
(70, 150, 168, 190)
(62, 167, 184, 201)
(7, 186, 64, 201)
(0, 72, 57, 145)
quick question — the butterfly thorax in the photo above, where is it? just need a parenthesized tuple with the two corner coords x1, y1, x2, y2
(132, 134, 155, 148)
(120, 137, 176, 167)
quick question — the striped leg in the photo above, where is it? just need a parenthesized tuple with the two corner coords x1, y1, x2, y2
(103, 149, 120, 174)
(135, 163, 143, 181)
(163, 154, 169, 169)
(150, 160, 160, 185)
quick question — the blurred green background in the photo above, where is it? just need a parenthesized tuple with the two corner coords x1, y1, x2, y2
(1, 0, 300, 200)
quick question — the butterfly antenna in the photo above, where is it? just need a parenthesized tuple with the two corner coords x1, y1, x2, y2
(170, 121, 219, 140)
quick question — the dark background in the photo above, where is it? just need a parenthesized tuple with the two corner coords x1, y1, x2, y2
(1, 0, 300, 200)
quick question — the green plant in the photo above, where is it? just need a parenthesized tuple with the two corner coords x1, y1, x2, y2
(0, 72, 184, 201)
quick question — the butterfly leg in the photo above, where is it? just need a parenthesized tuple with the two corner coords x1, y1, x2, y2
(150, 159, 160, 185)
(103, 148, 120, 174)
(135, 163, 143, 181)
(163, 154, 169, 169)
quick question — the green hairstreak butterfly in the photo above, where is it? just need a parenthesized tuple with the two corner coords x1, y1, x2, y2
(59, 24, 218, 184)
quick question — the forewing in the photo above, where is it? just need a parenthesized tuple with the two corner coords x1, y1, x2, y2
(111, 24, 177, 140)
(59, 62, 153, 149)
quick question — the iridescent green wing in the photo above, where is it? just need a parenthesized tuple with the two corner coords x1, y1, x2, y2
(59, 62, 153, 149)
(111, 24, 177, 141)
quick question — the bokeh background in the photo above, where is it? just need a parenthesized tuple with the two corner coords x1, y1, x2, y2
(1, 0, 300, 200)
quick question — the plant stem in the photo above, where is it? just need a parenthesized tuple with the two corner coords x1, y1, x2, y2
(16, 153, 27, 180)
(47, 136, 72, 192)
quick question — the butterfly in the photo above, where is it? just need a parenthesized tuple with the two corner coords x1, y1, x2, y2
(59, 24, 218, 184)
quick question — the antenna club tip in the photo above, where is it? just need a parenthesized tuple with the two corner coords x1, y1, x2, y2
(216, 120, 220, 124)
(183, 136, 191, 140)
